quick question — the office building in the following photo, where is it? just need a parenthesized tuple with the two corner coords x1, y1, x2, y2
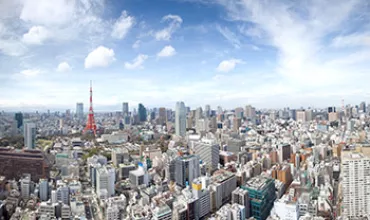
(205, 104, 211, 118)
(24, 123, 36, 149)
(245, 105, 256, 119)
(192, 178, 211, 219)
(296, 111, 306, 123)
(233, 118, 241, 132)
(76, 103, 83, 119)
(232, 187, 250, 218)
(0, 148, 50, 182)
(39, 201, 56, 217)
(175, 155, 200, 188)
(56, 182, 70, 205)
(235, 107, 244, 119)
(15, 112, 23, 129)
(20, 174, 31, 199)
(210, 170, 237, 209)
(157, 107, 167, 125)
(328, 112, 339, 122)
(152, 204, 172, 220)
(122, 102, 129, 116)
(328, 107, 336, 113)
(191, 141, 219, 172)
(195, 107, 203, 120)
(111, 147, 129, 166)
(242, 176, 276, 220)
(138, 103, 147, 122)
(39, 178, 49, 201)
(342, 152, 370, 218)
(278, 144, 291, 163)
(360, 101, 366, 113)
(305, 109, 313, 121)
(175, 101, 186, 137)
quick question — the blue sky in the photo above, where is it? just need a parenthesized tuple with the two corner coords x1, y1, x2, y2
(1, 0, 370, 111)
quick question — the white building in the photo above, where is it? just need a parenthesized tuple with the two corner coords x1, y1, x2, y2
(39, 201, 55, 217)
(20, 174, 31, 199)
(341, 152, 370, 218)
(191, 139, 219, 171)
(24, 123, 36, 149)
(273, 194, 299, 220)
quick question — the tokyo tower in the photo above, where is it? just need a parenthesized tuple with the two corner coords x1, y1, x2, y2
(84, 80, 97, 135)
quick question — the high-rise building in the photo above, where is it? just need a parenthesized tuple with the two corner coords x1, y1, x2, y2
(235, 107, 244, 119)
(328, 106, 336, 113)
(210, 170, 237, 209)
(138, 103, 147, 122)
(157, 107, 167, 125)
(191, 140, 219, 172)
(15, 112, 23, 129)
(360, 101, 366, 113)
(232, 187, 250, 218)
(39, 178, 49, 201)
(122, 102, 129, 116)
(20, 174, 31, 199)
(24, 123, 36, 149)
(278, 144, 291, 163)
(242, 176, 276, 220)
(245, 105, 256, 119)
(295, 111, 306, 123)
(175, 155, 200, 188)
(96, 167, 109, 199)
(342, 152, 370, 218)
(205, 105, 211, 118)
(305, 109, 313, 121)
(175, 101, 186, 137)
(233, 118, 241, 132)
(195, 107, 203, 120)
(76, 103, 84, 119)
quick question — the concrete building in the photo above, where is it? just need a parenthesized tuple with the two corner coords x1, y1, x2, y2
(111, 147, 129, 166)
(76, 103, 83, 119)
(191, 140, 219, 172)
(242, 176, 276, 220)
(20, 174, 31, 199)
(296, 111, 306, 123)
(39, 201, 55, 217)
(122, 102, 129, 116)
(175, 101, 187, 137)
(157, 107, 167, 125)
(341, 152, 370, 218)
(24, 123, 36, 149)
(232, 187, 250, 218)
(175, 155, 200, 188)
(152, 204, 172, 220)
(210, 170, 237, 210)
(39, 178, 49, 201)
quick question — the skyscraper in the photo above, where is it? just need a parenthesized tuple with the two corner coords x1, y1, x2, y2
(175, 101, 186, 137)
(175, 155, 200, 188)
(122, 102, 129, 116)
(76, 103, 83, 119)
(342, 152, 370, 218)
(157, 107, 167, 125)
(205, 104, 211, 118)
(15, 112, 23, 129)
(24, 123, 36, 149)
(138, 103, 147, 122)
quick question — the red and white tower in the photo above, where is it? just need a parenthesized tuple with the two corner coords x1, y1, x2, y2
(84, 81, 97, 135)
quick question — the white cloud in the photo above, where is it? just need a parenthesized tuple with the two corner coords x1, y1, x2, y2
(132, 40, 141, 49)
(22, 26, 51, 45)
(20, 0, 76, 26)
(84, 46, 115, 69)
(216, 25, 241, 48)
(124, 54, 148, 69)
(216, 59, 243, 72)
(216, 0, 367, 87)
(331, 32, 370, 48)
(155, 14, 183, 41)
(157, 45, 176, 57)
(57, 62, 72, 72)
(20, 69, 42, 77)
(111, 10, 135, 39)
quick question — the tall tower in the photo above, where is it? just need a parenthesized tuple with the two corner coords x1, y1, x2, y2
(84, 81, 97, 135)
(175, 101, 186, 137)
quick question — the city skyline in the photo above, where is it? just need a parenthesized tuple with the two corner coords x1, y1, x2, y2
(1, 0, 370, 111)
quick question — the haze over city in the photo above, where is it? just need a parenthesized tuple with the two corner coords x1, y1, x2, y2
(1, 0, 370, 111)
